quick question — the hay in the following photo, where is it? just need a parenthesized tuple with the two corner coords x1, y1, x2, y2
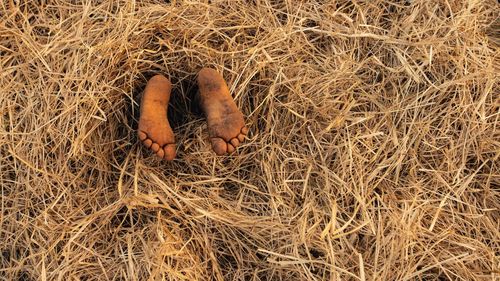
(0, 0, 499, 280)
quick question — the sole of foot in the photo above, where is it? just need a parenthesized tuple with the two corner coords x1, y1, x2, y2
(197, 68, 248, 155)
(138, 75, 176, 161)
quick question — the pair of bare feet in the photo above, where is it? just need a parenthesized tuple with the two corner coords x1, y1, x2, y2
(138, 68, 248, 160)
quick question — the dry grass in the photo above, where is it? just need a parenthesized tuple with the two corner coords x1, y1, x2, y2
(1, 0, 499, 280)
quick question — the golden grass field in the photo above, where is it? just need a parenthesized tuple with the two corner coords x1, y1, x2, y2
(1, 0, 499, 280)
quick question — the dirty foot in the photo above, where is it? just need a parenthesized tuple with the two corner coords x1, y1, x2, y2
(197, 68, 248, 155)
(138, 75, 176, 160)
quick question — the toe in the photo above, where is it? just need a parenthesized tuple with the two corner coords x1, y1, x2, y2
(163, 144, 176, 161)
(143, 139, 153, 148)
(230, 138, 239, 147)
(151, 143, 160, 152)
(237, 133, 245, 142)
(241, 126, 249, 135)
(156, 149, 165, 159)
(211, 138, 227, 155)
(138, 131, 147, 141)
(227, 143, 235, 153)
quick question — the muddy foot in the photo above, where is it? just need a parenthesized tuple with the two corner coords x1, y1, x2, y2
(197, 68, 248, 155)
(138, 75, 176, 160)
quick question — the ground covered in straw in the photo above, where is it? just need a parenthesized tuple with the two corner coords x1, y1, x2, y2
(1, 1, 499, 280)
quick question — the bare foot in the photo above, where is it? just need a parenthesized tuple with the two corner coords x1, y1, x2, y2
(197, 68, 248, 155)
(138, 75, 176, 160)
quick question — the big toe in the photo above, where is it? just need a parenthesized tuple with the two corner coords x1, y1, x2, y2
(163, 144, 176, 161)
(211, 138, 227, 155)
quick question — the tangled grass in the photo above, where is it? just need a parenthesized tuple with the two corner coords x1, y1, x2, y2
(1, 0, 499, 280)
